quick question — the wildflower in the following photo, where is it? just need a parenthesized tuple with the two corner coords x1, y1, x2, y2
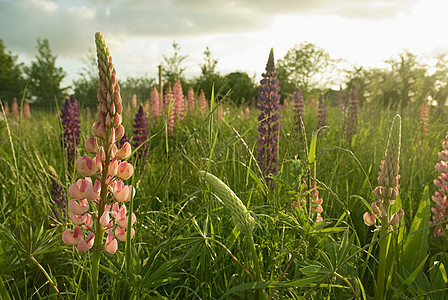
(23, 99, 30, 118)
(4, 101, 9, 118)
(198, 89, 208, 115)
(12, 97, 18, 119)
(347, 84, 359, 142)
(364, 114, 402, 230)
(419, 98, 430, 135)
(133, 104, 150, 159)
(339, 85, 346, 122)
(316, 95, 327, 135)
(187, 86, 195, 113)
(62, 33, 136, 260)
(150, 84, 160, 122)
(293, 87, 304, 130)
(430, 132, 448, 237)
(257, 48, 282, 188)
(164, 83, 175, 136)
(48, 166, 67, 228)
(60, 95, 81, 171)
(131, 93, 137, 108)
(173, 77, 184, 121)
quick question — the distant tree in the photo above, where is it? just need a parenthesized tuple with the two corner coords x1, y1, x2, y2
(0, 40, 25, 102)
(223, 72, 258, 106)
(277, 42, 337, 98)
(162, 41, 188, 84)
(430, 54, 448, 106)
(195, 47, 227, 100)
(385, 50, 429, 110)
(25, 38, 67, 106)
(73, 50, 98, 108)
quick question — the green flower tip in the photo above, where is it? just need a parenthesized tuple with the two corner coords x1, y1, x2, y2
(266, 48, 275, 72)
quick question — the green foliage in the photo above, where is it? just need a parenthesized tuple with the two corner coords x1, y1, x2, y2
(162, 41, 188, 84)
(0, 40, 25, 102)
(223, 72, 258, 106)
(24, 38, 67, 107)
(277, 42, 339, 97)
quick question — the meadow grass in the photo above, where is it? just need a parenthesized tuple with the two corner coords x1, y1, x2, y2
(0, 97, 447, 299)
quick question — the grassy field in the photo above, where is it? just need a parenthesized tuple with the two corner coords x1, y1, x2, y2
(0, 94, 447, 299)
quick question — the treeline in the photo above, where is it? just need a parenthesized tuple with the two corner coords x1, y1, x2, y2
(1, 38, 448, 111)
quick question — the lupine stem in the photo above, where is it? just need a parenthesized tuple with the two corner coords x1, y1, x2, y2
(91, 133, 110, 299)
(375, 215, 390, 300)
(247, 232, 266, 300)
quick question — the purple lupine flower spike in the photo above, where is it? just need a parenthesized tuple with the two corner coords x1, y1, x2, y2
(316, 95, 327, 135)
(257, 48, 282, 188)
(293, 87, 304, 129)
(60, 95, 81, 171)
(347, 84, 359, 141)
(133, 104, 150, 159)
(49, 166, 67, 228)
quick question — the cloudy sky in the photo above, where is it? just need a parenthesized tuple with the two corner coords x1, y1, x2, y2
(1, 0, 448, 88)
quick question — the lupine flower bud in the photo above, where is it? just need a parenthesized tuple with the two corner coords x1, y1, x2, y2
(77, 232, 95, 252)
(115, 206, 136, 229)
(62, 226, 84, 246)
(115, 124, 125, 140)
(108, 158, 119, 177)
(85, 180, 101, 201)
(76, 155, 98, 177)
(68, 199, 90, 215)
(97, 122, 106, 139)
(116, 142, 132, 160)
(200, 171, 255, 235)
(69, 179, 89, 200)
(69, 211, 87, 225)
(389, 213, 400, 226)
(363, 212, 376, 226)
(115, 227, 135, 241)
(104, 233, 118, 254)
(85, 137, 98, 154)
(117, 161, 133, 180)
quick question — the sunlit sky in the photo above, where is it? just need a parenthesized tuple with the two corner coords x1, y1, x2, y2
(1, 0, 448, 89)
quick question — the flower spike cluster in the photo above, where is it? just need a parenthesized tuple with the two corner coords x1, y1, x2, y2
(347, 84, 359, 141)
(60, 95, 81, 171)
(150, 84, 160, 122)
(257, 48, 282, 188)
(430, 132, 448, 237)
(133, 104, 150, 159)
(363, 115, 404, 230)
(293, 87, 304, 130)
(62, 32, 136, 254)
(316, 95, 327, 135)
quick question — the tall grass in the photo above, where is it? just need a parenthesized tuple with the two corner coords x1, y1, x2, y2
(0, 93, 447, 299)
